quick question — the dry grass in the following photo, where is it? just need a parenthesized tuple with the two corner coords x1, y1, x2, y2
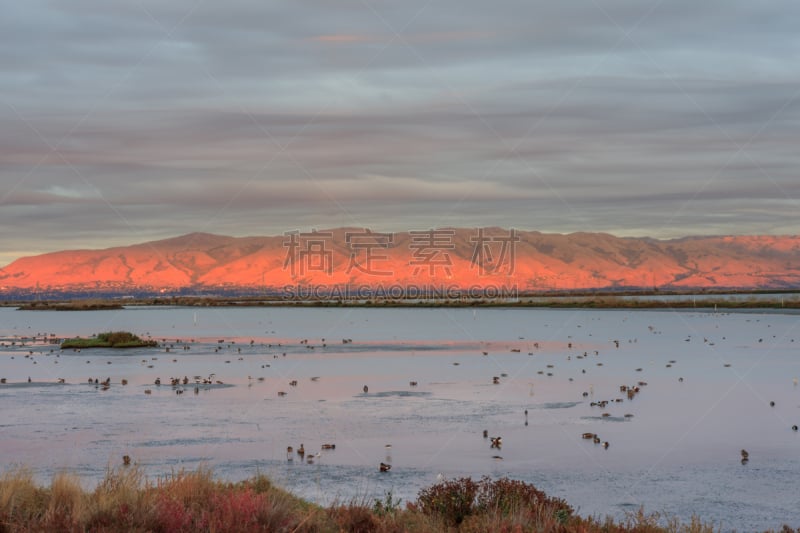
(0, 467, 45, 527)
(0, 468, 795, 532)
(44, 471, 85, 530)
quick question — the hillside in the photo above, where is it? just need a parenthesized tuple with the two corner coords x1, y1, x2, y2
(1, 230, 798, 292)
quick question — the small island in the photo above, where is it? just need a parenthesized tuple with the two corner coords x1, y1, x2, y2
(60, 331, 158, 349)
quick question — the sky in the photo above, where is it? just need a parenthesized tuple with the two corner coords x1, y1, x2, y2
(1, 0, 799, 266)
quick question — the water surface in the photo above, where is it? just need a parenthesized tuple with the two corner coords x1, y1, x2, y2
(1, 306, 799, 530)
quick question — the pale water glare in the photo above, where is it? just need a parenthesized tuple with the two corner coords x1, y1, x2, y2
(1, 306, 799, 530)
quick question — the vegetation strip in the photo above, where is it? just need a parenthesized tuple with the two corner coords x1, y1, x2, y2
(8, 293, 800, 310)
(1, 466, 796, 532)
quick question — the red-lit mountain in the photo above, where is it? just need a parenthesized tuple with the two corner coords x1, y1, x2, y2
(1, 230, 799, 292)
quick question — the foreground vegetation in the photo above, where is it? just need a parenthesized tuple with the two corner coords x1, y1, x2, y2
(0, 466, 795, 532)
(60, 331, 158, 349)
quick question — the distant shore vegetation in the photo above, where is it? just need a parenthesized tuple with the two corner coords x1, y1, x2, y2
(60, 331, 157, 349)
(2, 465, 788, 532)
(17, 300, 123, 311)
(6, 290, 800, 310)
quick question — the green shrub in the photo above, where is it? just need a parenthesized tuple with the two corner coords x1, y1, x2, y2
(417, 477, 480, 526)
(417, 476, 573, 528)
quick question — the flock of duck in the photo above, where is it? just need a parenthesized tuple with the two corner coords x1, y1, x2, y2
(3, 322, 800, 474)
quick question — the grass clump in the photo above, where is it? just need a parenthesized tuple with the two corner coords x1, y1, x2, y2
(60, 331, 158, 349)
(0, 467, 46, 527)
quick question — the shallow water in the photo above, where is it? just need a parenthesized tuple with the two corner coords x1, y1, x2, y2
(1, 306, 799, 530)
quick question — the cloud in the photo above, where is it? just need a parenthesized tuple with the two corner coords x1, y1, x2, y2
(313, 34, 376, 44)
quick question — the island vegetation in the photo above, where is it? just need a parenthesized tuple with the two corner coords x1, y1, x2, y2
(60, 331, 158, 349)
(3, 465, 792, 533)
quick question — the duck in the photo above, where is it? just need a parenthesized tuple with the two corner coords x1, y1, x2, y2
(379, 462, 391, 472)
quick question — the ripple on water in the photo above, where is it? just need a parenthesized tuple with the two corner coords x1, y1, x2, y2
(580, 415, 630, 422)
(139, 437, 248, 447)
(359, 390, 432, 398)
(0, 382, 71, 389)
(540, 401, 581, 409)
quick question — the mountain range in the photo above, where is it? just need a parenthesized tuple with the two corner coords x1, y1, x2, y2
(1, 229, 798, 293)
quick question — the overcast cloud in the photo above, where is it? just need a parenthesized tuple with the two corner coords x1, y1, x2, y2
(1, 0, 799, 265)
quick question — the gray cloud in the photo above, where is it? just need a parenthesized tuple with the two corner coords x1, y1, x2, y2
(1, 1, 799, 266)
